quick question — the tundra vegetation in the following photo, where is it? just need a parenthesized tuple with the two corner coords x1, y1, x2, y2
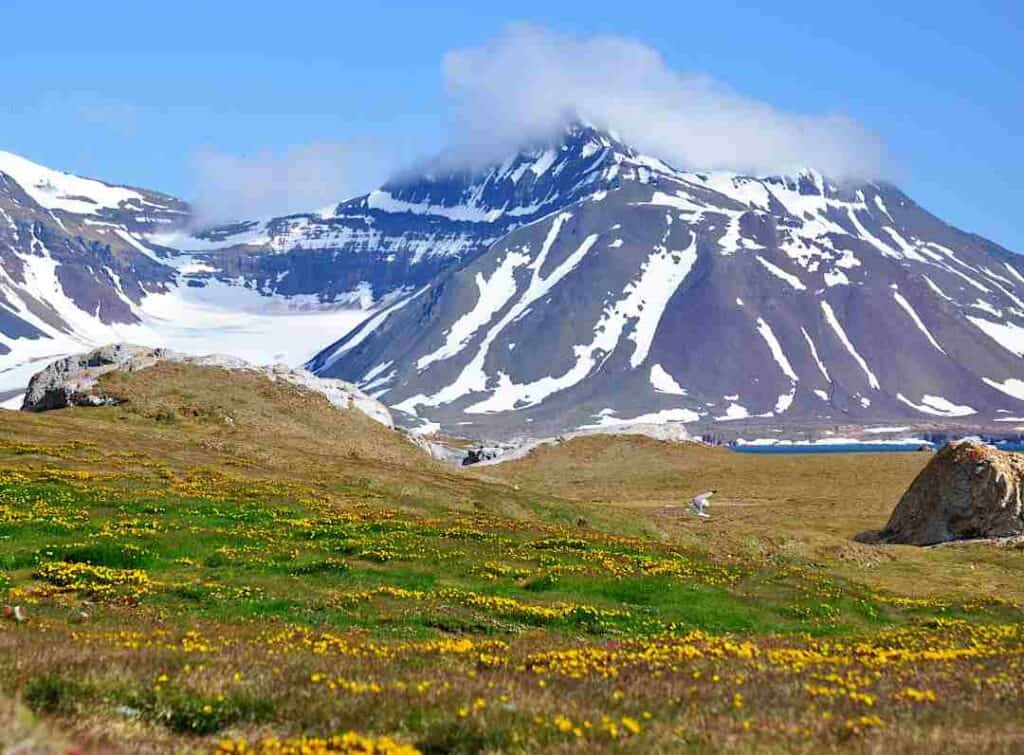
(1, 365, 1023, 753)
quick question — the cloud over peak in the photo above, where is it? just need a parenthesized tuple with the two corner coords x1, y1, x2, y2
(442, 25, 884, 178)
(192, 25, 886, 224)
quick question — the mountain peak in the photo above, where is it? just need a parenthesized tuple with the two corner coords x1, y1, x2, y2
(559, 120, 632, 154)
(0, 149, 159, 217)
(361, 122, 637, 226)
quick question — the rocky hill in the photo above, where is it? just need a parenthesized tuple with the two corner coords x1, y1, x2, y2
(868, 439, 1024, 545)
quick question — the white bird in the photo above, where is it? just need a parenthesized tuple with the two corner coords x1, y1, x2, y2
(4, 604, 26, 622)
(691, 490, 716, 518)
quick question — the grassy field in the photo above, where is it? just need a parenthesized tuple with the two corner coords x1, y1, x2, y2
(2, 366, 1023, 753)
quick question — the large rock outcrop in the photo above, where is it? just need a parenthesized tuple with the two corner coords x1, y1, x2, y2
(875, 440, 1024, 545)
(20, 343, 393, 427)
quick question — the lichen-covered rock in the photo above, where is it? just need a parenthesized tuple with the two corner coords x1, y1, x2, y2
(21, 344, 166, 411)
(21, 343, 393, 427)
(876, 440, 1024, 545)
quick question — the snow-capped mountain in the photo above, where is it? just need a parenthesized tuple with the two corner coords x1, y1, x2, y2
(175, 126, 640, 301)
(0, 152, 387, 402)
(0, 151, 183, 399)
(0, 128, 660, 404)
(6, 126, 1024, 439)
(308, 124, 1024, 439)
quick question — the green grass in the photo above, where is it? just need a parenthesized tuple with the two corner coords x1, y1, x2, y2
(3, 455, 1024, 752)
(9, 363, 1024, 752)
(23, 674, 90, 716)
(0, 476, 1000, 641)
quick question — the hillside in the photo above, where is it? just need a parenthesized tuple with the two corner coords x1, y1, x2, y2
(488, 435, 1024, 601)
(2, 369, 1024, 752)
(0, 360, 561, 523)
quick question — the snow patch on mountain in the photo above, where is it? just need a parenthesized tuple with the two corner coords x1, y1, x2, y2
(821, 301, 880, 390)
(625, 234, 699, 368)
(0, 151, 149, 215)
(798, 328, 830, 384)
(892, 290, 945, 354)
(582, 406, 700, 428)
(982, 377, 1024, 402)
(968, 317, 1024, 358)
(896, 393, 976, 417)
(366, 190, 505, 223)
(417, 250, 528, 370)
(755, 317, 799, 382)
(756, 256, 806, 291)
(715, 403, 751, 421)
(649, 363, 687, 395)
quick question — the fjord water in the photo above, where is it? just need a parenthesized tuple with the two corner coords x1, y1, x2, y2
(732, 441, 1024, 454)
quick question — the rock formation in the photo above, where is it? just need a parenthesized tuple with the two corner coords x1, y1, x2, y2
(462, 446, 505, 466)
(21, 343, 393, 427)
(873, 440, 1024, 545)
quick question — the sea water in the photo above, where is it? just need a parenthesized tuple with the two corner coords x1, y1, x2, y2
(731, 441, 1024, 454)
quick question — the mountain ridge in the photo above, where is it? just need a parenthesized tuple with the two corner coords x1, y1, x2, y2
(306, 125, 1024, 439)
(2, 126, 1023, 440)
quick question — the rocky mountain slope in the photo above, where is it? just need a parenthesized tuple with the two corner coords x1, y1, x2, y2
(309, 125, 1024, 438)
(0, 151, 185, 396)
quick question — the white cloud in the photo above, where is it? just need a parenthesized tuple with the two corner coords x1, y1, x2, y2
(442, 25, 884, 177)
(188, 26, 885, 224)
(190, 140, 394, 226)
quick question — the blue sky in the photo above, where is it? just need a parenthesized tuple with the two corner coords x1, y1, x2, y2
(1, 0, 1021, 249)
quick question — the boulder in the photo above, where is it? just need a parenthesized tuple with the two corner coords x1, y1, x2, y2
(873, 440, 1024, 545)
(462, 446, 505, 466)
(21, 344, 165, 411)
(20, 343, 393, 427)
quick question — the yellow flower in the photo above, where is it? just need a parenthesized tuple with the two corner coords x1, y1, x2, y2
(621, 716, 641, 735)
